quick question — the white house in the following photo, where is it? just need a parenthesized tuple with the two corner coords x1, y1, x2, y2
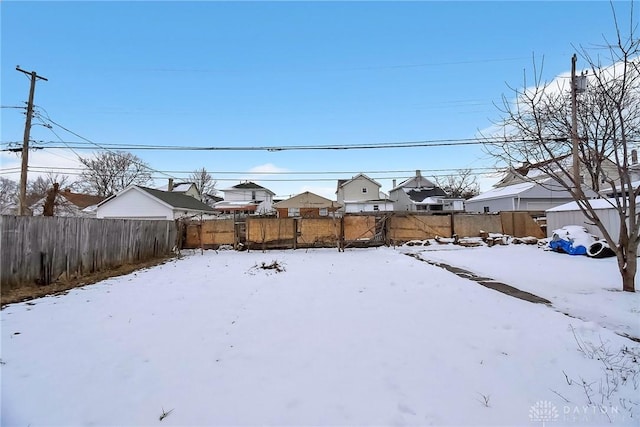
(389, 171, 462, 212)
(336, 174, 394, 213)
(272, 191, 342, 218)
(465, 178, 582, 213)
(96, 185, 215, 220)
(156, 179, 201, 200)
(466, 157, 602, 213)
(213, 181, 275, 215)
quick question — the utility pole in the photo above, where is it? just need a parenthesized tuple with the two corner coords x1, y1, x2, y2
(16, 66, 48, 215)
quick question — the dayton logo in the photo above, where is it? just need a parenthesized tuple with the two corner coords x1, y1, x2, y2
(529, 400, 559, 425)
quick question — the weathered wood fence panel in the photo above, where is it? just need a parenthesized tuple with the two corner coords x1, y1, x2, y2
(500, 212, 546, 238)
(387, 214, 452, 242)
(343, 216, 376, 241)
(185, 219, 235, 248)
(247, 218, 296, 248)
(453, 214, 502, 237)
(1, 216, 176, 291)
(297, 218, 340, 247)
(183, 212, 545, 250)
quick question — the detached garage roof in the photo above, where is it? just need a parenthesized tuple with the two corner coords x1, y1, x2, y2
(546, 198, 626, 212)
(99, 186, 215, 213)
(136, 186, 215, 212)
(273, 191, 341, 209)
(466, 181, 536, 202)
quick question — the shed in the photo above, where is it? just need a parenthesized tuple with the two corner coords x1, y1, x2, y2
(545, 198, 631, 242)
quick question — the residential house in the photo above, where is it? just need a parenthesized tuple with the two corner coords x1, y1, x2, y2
(96, 185, 215, 220)
(201, 193, 224, 208)
(273, 191, 342, 218)
(465, 156, 603, 213)
(31, 187, 105, 217)
(336, 173, 394, 213)
(389, 170, 462, 212)
(213, 181, 275, 215)
(156, 179, 201, 200)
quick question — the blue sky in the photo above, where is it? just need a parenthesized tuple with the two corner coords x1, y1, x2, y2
(1, 1, 633, 199)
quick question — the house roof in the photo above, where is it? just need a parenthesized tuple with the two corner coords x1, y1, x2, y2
(59, 191, 105, 209)
(336, 173, 381, 192)
(466, 181, 537, 202)
(405, 187, 448, 204)
(224, 181, 275, 195)
(156, 182, 197, 193)
(391, 174, 439, 192)
(273, 191, 341, 209)
(546, 198, 627, 212)
(29, 190, 105, 217)
(135, 186, 215, 212)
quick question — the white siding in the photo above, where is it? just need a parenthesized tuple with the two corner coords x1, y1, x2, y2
(546, 207, 622, 241)
(97, 189, 173, 220)
(390, 190, 413, 211)
(344, 201, 394, 213)
(338, 177, 380, 204)
(465, 197, 515, 213)
(224, 189, 273, 203)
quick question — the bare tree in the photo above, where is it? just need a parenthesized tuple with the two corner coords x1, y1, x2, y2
(189, 167, 217, 196)
(28, 172, 76, 201)
(484, 6, 640, 292)
(0, 177, 18, 213)
(434, 169, 480, 199)
(79, 151, 152, 197)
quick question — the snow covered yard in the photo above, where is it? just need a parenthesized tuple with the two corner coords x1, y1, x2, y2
(1, 245, 638, 426)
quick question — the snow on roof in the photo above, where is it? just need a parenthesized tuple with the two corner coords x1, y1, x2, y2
(156, 182, 195, 192)
(546, 198, 630, 212)
(172, 183, 194, 192)
(467, 181, 536, 202)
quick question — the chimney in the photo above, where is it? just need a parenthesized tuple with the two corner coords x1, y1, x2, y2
(416, 170, 421, 177)
(392, 179, 397, 188)
(168, 178, 174, 192)
(633, 149, 638, 165)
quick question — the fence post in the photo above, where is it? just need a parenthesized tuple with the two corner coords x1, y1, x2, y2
(450, 212, 455, 237)
(293, 218, 298, 250)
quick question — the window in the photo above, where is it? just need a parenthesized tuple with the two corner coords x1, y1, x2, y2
(362, 187, 368, 194)
(373, 205, 379, 211)
(483, 206, 490, 213)
(288, 207, 300, 217)
(319, 208, 328, 216)
(251, 191, 256, 200)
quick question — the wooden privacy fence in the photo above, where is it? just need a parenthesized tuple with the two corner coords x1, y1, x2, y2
(183, 212, 544, 250)
(1, 216, 177, 291)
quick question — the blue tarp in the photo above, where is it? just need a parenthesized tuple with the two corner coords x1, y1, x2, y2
(549, 238, 588, 256)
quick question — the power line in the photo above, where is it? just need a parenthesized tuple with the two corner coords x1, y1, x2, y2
(1, 165, 497, 175)
(0, 136, 576, 152)
(31, 110, 178, 180)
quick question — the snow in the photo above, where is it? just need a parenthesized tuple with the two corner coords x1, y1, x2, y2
(2, 245, 639, 426)
(551, 225, 598, 253)
(546, 198, 634, 212)
(466, 181, 536, 201)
